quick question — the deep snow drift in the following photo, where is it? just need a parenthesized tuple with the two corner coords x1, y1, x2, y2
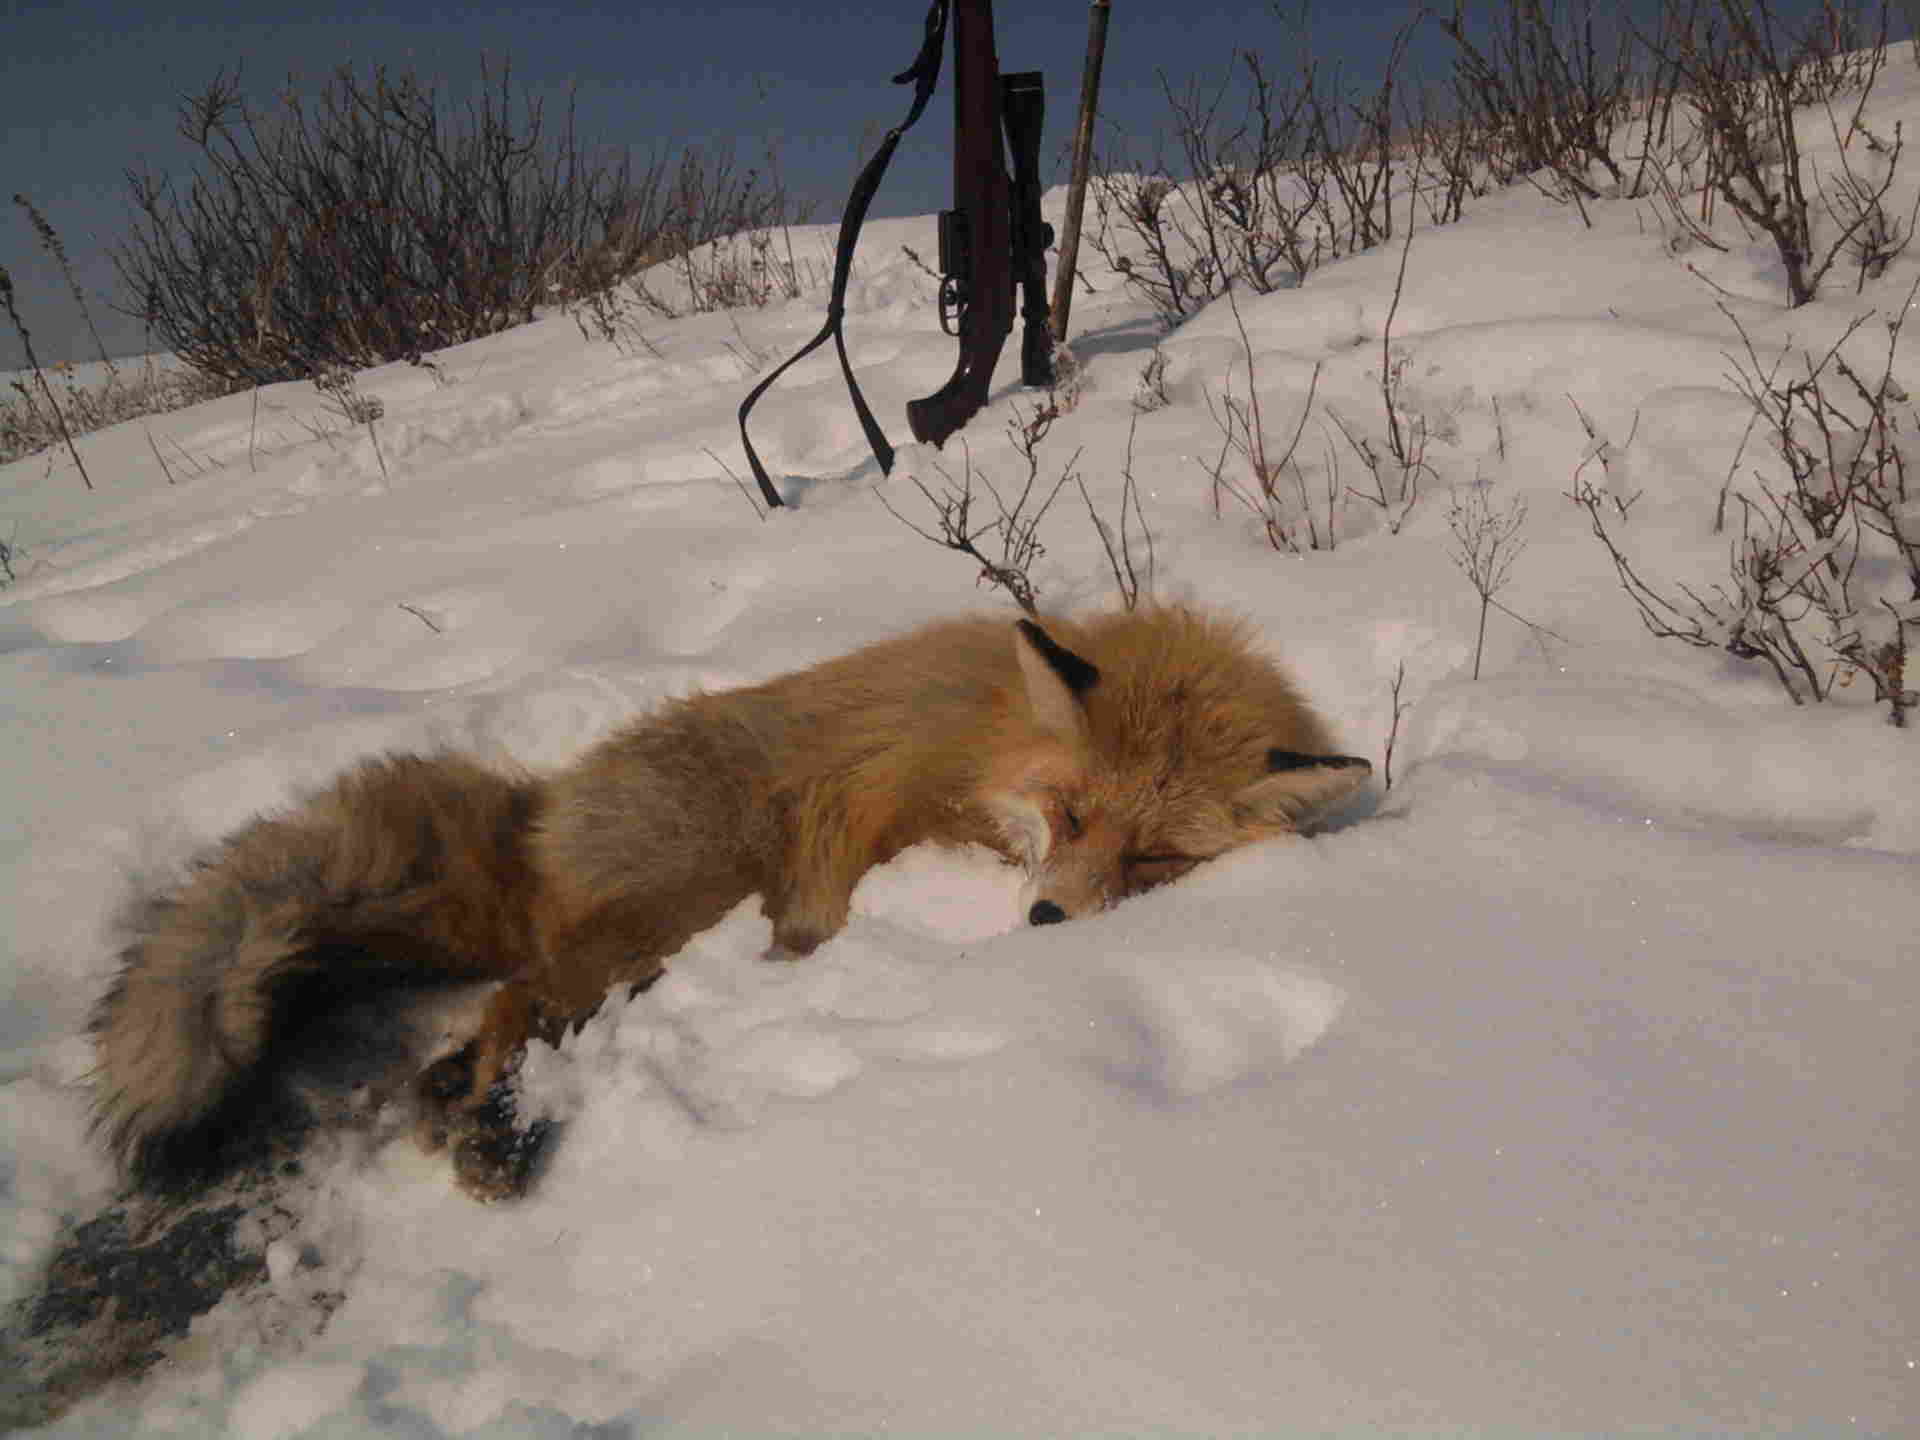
(2, 59, 1915, 1440)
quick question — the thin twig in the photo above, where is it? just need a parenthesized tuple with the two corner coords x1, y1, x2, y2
(145, 430, 177, 485)
(0, 263, 93, 489)
(703, 445, 767, 521)
(1383, 659, 1409, 794)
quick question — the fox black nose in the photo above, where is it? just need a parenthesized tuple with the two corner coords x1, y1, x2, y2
(1028, 900, 1066, 926)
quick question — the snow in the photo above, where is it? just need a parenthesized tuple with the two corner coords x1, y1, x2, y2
(4, 66, 1918, 1440)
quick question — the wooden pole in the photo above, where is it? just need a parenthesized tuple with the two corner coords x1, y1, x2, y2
(1048, 0, 1111, 345)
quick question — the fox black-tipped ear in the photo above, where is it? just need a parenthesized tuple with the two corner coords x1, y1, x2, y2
(1013, 620, 1099, 742)
(1016, 620, 1100, 694)
(1234, 750, 1373, 828)
(1265, 749, 1371, 774)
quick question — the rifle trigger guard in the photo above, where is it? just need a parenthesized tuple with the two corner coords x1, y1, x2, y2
(937, 276, 967, 336)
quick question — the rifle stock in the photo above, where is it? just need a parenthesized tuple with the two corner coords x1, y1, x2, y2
(742, 0, 1049, 497)
(907, 0, 1019, 448)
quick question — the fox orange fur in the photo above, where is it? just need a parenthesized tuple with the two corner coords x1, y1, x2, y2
(92, 606, 1370, 1199)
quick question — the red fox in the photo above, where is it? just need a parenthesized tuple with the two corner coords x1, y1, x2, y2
(92, 605, 1370, 1200)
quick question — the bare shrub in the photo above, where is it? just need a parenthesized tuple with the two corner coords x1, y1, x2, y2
(1088, 168, 1225, 326)
(1, 356, 238, 467)
(1081, 411, 1156, 610)
(1402, 83, 1503, 227)
(1201, 312, 1333, 553)
(660, 147, 815, 315)
(1643, 0, 1900, 307)
(1304, 9, 1418, 258)
(15, 194, 114, 367)
(1818, 115, 1919, 291)
(7, 190, 241, 466)
(560, 275, 661, 357)
(0, 261, 91, 486)
(1383, 659, 1411, 793)
(115, 62, 798, 385)
(1447, 483, 1529, 680)
(1441, 0, 1639, 205)
(312, 366, 388, 482)
(876, 401, 1080, 616)
(1326, 206, 1430, 534)
(1086, 5, 1419, 325)
(1578, 283, 1920, 723)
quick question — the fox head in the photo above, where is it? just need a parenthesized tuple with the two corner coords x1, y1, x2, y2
(981, 613, 1372, 928)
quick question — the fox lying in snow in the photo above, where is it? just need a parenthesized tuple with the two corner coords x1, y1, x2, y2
(92, 605, 1371, 1200)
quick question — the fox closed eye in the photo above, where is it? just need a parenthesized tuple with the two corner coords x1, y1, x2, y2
(1123, 853, 1200, 891)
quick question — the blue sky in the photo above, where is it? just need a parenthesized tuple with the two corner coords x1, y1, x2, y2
(2, 0, 1453, 367)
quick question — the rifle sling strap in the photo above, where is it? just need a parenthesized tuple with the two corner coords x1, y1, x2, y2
(738, 0, 950, 508)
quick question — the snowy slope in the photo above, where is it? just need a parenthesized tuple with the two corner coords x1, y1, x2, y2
(2, 68, 1916, 1440)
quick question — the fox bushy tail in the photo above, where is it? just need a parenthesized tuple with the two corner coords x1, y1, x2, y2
(92, 753, 542, 1184)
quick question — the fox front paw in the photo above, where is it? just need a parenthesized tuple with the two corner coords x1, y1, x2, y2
(415, 1047, 551, 1201)
(449, 1092, 551, 1203)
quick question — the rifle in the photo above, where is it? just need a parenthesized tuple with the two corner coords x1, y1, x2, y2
(738, 0, 1051, 507)
(907, 2, 1055, 446)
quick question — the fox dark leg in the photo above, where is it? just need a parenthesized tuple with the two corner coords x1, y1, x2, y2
(414, 980, 556, 1200)
(415, 880, 699, 1200)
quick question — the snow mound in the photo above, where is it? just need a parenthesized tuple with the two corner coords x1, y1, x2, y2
(1098, 951, 1345, 1098)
